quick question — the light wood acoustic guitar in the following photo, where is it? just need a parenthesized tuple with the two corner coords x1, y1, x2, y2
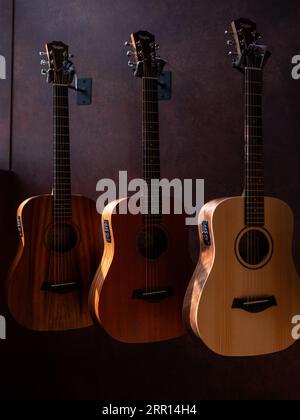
(89, 31, 194, 343)
(183, 18, 300, 356)
(6, 41, 101, 331)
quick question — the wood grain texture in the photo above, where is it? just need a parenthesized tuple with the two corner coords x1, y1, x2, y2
(89, 197, 194, 343)
(183, 196, 300, 356)
(6, 194, 102, 331)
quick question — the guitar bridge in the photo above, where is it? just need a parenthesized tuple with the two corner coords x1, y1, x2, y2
(132, 287, 173, 302)
(41, 281, 82, 294)
(232, 295, 277, 313)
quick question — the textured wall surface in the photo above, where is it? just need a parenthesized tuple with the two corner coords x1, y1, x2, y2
(0, 0, 13, 169)
(0, 0, 300, 400)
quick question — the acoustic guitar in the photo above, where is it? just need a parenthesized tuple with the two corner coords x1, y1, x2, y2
(6, 41, 101, 331)
(183, 18, 300, 356)
(89, 31, 193, 343)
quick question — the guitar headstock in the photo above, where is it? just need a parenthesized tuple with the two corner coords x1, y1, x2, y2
(40, 41, 75, 85)
(225, 18, 270, 71)
(125, 30, 165, 78)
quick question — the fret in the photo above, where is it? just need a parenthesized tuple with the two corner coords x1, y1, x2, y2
(52, 84, 72, 221)
(245, 92, 262, 96)
(245, 154, 263, 157)
(53, 149, 70, 152)
(142, 76, 161, 224)
(244, 67, 264, 227)
(143, 100, 158, 104)
(245, 81, 262, 85)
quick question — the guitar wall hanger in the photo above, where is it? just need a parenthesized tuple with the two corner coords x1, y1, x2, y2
(40, 50, 92, 105)
(158, 71, 171, 100)
(69, 77, 93, 105)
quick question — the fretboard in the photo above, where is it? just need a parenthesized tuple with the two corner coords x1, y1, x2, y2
(244, 67, 264, 226)
(53, 84, 72, 221)
(142, 77, 161, 224)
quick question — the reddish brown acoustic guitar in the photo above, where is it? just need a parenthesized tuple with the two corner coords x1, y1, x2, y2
(89, 31, 194, 343)
(6, 41, 101, 331)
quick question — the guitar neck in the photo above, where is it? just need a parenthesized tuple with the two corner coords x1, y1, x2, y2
(53, 84, 72, 221)
(142, 77, 161, 223)
(244, 67, 264, 226)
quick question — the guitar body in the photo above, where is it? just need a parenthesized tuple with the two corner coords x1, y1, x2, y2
(7, 194, 102, 331)
(89, 197, 193, 343)
(183, 196, 300, 356)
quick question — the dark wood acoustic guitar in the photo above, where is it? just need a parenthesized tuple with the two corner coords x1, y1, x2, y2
(183, 19, 300, 356)
(89, 31, 193, 343)
(6, 41, 101, 331)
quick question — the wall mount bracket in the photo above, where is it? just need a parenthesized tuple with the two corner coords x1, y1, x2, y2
(69, 78, 92, 105)
(158, 71, 172, 100)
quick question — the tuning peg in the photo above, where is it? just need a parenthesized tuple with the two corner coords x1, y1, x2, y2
(128, 61, 135, 68)
(40, 59, 48, 65)
(228, 51, 237, 56)
(126, 51, 134, 57)
(227, 40, 234, 46)
(155, 44, 160, 49)
(255, 33, 262, 40)
(39, 51, 47, 56)
(124, 41, 132, 47)
(69, 53, 74, 58)
(41, 69, 47, 76)
(224, 30, 233, 35)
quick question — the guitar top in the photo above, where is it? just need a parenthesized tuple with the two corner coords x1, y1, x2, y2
(88, 31, 194, 343)
(6, 42, 102, 331)
(183, 19, 300, 357)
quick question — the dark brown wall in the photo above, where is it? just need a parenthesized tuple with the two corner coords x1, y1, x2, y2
(1, 0, 300, 400)
(0, 0, 13, 169)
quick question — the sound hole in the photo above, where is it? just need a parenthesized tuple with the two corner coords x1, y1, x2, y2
(137, 226, 168, 260)
(237, 229, 271, 266)
(46, 223, 78, 254)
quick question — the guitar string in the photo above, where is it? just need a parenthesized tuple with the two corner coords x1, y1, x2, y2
(247, 63, 250, 298)
(65, 81, 71, 286)
(150, 73, 159, 294)
(245, 59, 264, 278)
(148, 73, 155, 294)
(143, 75, 148, 294)
(144, 70, 160, 294)
(254, 64, 258, 267)
(54, 76, 71, 286)
(150, 73, 156, 294)
(63, 80, 71, 286)
(54, 75, 58, 284)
